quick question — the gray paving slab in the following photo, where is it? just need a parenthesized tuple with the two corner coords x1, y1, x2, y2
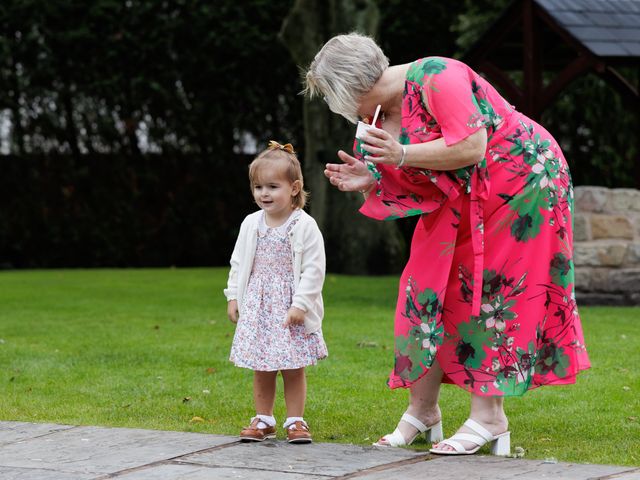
(181, 440, 424, 477)
(0, 421, 75, 445)
(113, 463, 328, 479)
(1, 421, 638, 480)
(352, 455, 640, 480)
(0, 422, 233, 476)
(0, 466, 90, 480)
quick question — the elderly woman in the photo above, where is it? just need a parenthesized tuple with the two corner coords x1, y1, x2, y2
(304, 33, 590, 455)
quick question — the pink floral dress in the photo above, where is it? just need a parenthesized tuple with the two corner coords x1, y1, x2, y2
(359, 57, 590, 396)
(229, 210, 328, 371)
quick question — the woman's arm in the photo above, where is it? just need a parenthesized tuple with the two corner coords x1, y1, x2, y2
(361, 126, 487, 171)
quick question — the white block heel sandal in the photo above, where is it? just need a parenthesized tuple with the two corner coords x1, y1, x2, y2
(429, 418, 510, 456)
(373, 413, 444, 447)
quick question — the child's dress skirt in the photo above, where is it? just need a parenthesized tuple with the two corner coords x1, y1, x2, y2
(230, 210, 328, 371)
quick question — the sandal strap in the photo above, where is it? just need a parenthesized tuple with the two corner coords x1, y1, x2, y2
(283, 417, 308, 430)
(379, 428, 405, 446)
(435, 438, 466, 453)
(449, 432, 487, 446)
(401, 413, 428, 433)
(463, 419, 494, 442)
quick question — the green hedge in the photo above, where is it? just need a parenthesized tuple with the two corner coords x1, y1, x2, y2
(0, 154, 254, 268)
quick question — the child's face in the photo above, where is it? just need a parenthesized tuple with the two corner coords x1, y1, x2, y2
(252, 169, 300, 219)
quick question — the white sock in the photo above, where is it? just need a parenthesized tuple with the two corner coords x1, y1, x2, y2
(254, 414, 276, 429)
(283, 416, 305, 429)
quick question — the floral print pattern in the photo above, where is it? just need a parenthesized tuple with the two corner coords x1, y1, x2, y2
(358, 57, 590, 396)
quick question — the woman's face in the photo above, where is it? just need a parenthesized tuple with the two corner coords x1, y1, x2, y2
(356, 90, 379, 121)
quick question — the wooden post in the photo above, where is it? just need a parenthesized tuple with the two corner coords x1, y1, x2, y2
(522, 0, 541, 120)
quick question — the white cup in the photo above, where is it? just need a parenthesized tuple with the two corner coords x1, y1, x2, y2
(355, 121, 372, 140)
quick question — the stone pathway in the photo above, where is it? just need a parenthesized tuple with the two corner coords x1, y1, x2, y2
(0, 421, 638, 479)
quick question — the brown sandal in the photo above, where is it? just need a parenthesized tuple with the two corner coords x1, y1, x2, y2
(286, 420, 312, 444)
(240, 417, 276, 442)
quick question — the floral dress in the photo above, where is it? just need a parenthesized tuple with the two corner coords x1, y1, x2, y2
(229, 210, 328, 371)
(359, 57, 590, 396)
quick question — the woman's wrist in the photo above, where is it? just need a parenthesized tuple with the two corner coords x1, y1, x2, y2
(396, 144, 407, 169)
(360, 177, 376, 194)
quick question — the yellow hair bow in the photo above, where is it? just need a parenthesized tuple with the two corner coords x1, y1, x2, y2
(268, 140, 296, 154)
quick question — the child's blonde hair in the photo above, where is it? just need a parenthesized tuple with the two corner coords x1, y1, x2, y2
(249, 141, 308, 209)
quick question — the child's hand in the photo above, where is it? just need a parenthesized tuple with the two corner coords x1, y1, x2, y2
(284, 306, 305, 328)
(227, 300, 239, 323)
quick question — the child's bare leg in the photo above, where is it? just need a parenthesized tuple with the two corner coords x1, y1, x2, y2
(281, 367, 312, 442)
(281, 367, 306, 417)
(254, 370, 278, 415)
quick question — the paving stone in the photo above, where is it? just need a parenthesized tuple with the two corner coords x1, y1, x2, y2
(1, 421, 636, 480)
(0, 466, 91, 480)
(354, 455, 639, 480)
(181, 440, 425, 477)
(113, 462, 328, 479)
(0, 421, 75, 445)
(0, 424, 234, 476)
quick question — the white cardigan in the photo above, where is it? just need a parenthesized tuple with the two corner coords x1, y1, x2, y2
(223, 209, 325, 334)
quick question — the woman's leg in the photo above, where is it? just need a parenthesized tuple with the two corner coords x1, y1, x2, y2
(281, 367, 306, 417)
(402, 360, 444, 433)
(378, 360, 444, 444)
(434, 394, 508, 451)
(254, 370, 278, 416)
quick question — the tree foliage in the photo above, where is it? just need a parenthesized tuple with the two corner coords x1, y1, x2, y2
(0, 0, 303, 156)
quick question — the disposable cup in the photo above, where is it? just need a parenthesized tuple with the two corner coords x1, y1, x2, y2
(354, 121, 372, 161)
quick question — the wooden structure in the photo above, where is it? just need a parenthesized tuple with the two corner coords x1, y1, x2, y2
(463, 0, 639, 120)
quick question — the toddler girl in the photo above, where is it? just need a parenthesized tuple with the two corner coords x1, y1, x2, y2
(224, 141, 327, 443)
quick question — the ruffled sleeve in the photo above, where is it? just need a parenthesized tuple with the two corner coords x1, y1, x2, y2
(417, 57, 485, 146)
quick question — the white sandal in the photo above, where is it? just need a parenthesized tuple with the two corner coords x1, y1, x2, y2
(429, 418, 510, 456)
(373, 413, 443, 447)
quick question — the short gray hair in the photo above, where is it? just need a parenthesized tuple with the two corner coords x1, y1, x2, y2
(303, 32, 389, 124)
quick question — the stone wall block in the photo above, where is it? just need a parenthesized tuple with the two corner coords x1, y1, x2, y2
(629, 213, 640, 239)
(623, 242, 640, 266)
(608, 268, 640, 293)
(574, 186, 610, 213)
(576, 292, 627, 305)
(590, 214, 634, 240)
(574, 241, 628, 267)
(609, 188, 640, 213)
(574, 267, 592, 291)
(573, 214, 591, 242)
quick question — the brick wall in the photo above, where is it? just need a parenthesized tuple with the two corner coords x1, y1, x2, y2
(574, 186, 640, 305)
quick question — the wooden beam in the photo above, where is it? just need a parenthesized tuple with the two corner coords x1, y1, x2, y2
(478, 60, 523, 106)
(597, 65, 640, 189)
(540, 54, 596, 109)
(522, 0, 542, 119)
(599, 66, 639, 105)
(464, 1, 523, 66)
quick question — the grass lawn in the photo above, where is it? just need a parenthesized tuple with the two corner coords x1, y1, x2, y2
(0, 268, 638, 466)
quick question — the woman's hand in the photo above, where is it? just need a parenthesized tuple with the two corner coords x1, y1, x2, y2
(361, 126, 404, 166)
(324, 150, 375, 192)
